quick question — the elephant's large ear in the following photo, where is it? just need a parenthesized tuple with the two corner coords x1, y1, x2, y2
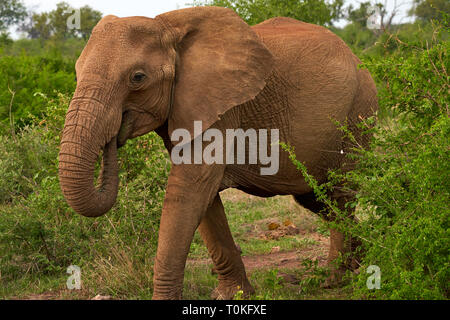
(156, 7, 274, 140)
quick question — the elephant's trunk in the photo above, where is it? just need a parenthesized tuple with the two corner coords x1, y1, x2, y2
(58, 89, 122, 218)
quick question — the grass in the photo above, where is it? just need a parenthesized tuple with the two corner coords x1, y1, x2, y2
(2, 188, 351, 300)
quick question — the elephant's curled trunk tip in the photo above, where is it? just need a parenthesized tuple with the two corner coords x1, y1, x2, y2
(59, 136, 119, 218)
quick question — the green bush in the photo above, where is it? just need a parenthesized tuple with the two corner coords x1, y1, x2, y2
(284, 25, 449, 299)
(0, 51, 76, 131)
(1, 37, 87, 59)
(0, 93, 67, 203)
(348, 35, 449, 300)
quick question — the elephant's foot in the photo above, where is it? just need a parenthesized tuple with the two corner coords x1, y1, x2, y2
(152, 275, 184, 300)
(211, 278, 255, 300)
(152, 292, 182, 300)
(321, 268, 345, 288)
(322, 228, 361, 288)
(322, 257, 360, 289)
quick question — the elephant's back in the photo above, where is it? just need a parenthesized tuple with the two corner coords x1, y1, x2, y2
(251, 17, 349, 49)
(251, 17, 357, 70)
(252, 17, 333, 38)
(245, 17, 361, 191)
(251, 16, 360, 124)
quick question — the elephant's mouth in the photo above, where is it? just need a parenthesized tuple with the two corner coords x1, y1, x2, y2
(117, 110, 133, 148)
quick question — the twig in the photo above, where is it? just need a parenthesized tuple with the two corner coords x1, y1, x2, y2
(7, 85, 16, 141)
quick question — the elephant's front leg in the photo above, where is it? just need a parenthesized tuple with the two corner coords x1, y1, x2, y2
(152, 163, 224, 300)
(198, 194, 254, 300)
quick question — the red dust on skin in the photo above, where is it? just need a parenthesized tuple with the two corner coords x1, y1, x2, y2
(58, 6, 378, 300)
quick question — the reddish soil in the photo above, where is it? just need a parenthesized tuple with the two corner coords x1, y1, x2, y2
(187, 231, 329, 273)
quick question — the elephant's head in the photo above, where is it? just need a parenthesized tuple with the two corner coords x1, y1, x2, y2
(58, 6, 274, 217)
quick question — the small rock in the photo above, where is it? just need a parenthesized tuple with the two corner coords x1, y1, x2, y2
(91, 294, 112, 300)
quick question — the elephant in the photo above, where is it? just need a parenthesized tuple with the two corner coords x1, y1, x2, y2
(58, 6, 378, 300)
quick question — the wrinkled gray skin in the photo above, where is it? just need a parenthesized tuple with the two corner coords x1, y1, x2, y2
(58, 7, 378, 299)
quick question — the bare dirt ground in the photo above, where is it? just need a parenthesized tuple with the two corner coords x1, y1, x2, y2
(187, 235, 329, 272)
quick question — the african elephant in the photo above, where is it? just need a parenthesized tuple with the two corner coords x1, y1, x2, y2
(58, 6, 378, 299)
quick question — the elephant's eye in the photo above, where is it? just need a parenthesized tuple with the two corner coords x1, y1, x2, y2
(131, 72, 146, 83)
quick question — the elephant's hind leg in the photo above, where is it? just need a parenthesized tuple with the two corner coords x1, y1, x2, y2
(294, 193, 345, 266)
(294, 192, 357, 286)
(198, 194, 254, 299)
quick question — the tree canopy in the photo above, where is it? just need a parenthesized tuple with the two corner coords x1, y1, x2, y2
(193, 0, 344, 26)
(0, 0, 27, 32)
(410, 0, 450, 22)
(20, 1, 102, 40)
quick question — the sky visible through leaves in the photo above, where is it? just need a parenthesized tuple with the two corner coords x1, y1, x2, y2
(9, 0, 415, 38)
